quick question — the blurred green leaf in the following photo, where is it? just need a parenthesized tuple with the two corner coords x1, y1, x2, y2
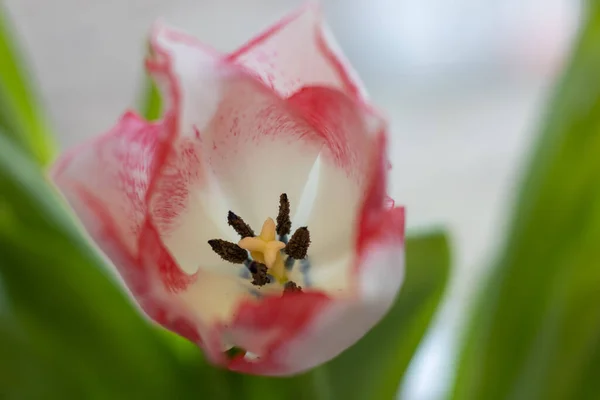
(0, 7, 56, 166)
(452, 5, 600, 400)
(325, 230, 451, 400)
(138, 74, 163, 121)
(0, 133, 224, 398)
(221, 369, 333, 400)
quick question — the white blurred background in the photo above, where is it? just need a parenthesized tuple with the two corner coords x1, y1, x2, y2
(4, 0, 581, 398)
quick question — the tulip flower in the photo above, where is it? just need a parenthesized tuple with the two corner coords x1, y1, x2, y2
(52, 3, 405, 376)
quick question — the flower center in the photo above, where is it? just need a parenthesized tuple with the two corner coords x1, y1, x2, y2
(238, 218, 287, 282)
(208, 193, 311, 293)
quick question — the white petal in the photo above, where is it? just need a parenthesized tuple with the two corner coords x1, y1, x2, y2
(177, 271, 256, 332)
(147, 26, 237, 273)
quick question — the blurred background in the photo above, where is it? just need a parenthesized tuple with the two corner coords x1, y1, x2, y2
(3, 0, 582, 398)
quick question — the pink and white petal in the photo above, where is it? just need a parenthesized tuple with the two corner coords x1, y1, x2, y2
(147, 24, 251, 274)
(52, 22, 241, 319)
(129, 216, 259, 352)
(52, 112, 161, 256)
(356, 134, 402, 254)
(167, 267, 259, 358)
(385, 195, 395, 209)
(148, 135, 243, 276)
(51, 94, 209, 332)
(228, 3, 368, 101)
(218, 139, 404, 376)
(57, 181, 197, 344)
(287, 86, 385, 262)
(147, 23, 225, 139)
(292, 108, 402, 299)
(201, 76, 325, 231)
(272, 236, 404, 375)
(85, 201, 256, 359)
(294, 206, 404, 299)
(222, 229, 404, 376)
(220, 291, 331, 375)
(110, 213, 256, 350)
(288, 86, 383, 178)
(147, 23, 324, 247)
(145, 25, 256, 270)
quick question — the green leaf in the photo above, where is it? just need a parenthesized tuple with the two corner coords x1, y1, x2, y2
(0, 133, 220, 398)
(138, 74, 163, 121)
(324, 230, 451, 400)
(0, 6, 56, 166)
(220, 368, 334, 400)
(452, 6, 600, 400)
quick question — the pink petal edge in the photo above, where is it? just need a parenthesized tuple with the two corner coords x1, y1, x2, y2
(228, 2, 369, 103)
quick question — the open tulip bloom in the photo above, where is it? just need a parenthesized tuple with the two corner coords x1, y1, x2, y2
(52, 4, 405, 376)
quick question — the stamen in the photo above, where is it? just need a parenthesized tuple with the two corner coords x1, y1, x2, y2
(276, 193, 292, 236)
(228, 211, 255, 238)
(283, 281, 303, 293)
(208, 239, 248, 264)
(285, 227, 311, 259)
(248, 261, 270, 286)
(210, 194, 313, 290)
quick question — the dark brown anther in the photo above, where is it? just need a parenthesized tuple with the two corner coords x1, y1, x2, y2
(284, 227, 311, 259)
(283, 281, 303, 294)
(276, 193, 292, 236)
(208, 239, 248, 264)
(248, 261, 270, 286)
(228, 211, 255, 238)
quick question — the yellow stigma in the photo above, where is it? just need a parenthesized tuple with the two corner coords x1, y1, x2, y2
(238, 218, 286, 282)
